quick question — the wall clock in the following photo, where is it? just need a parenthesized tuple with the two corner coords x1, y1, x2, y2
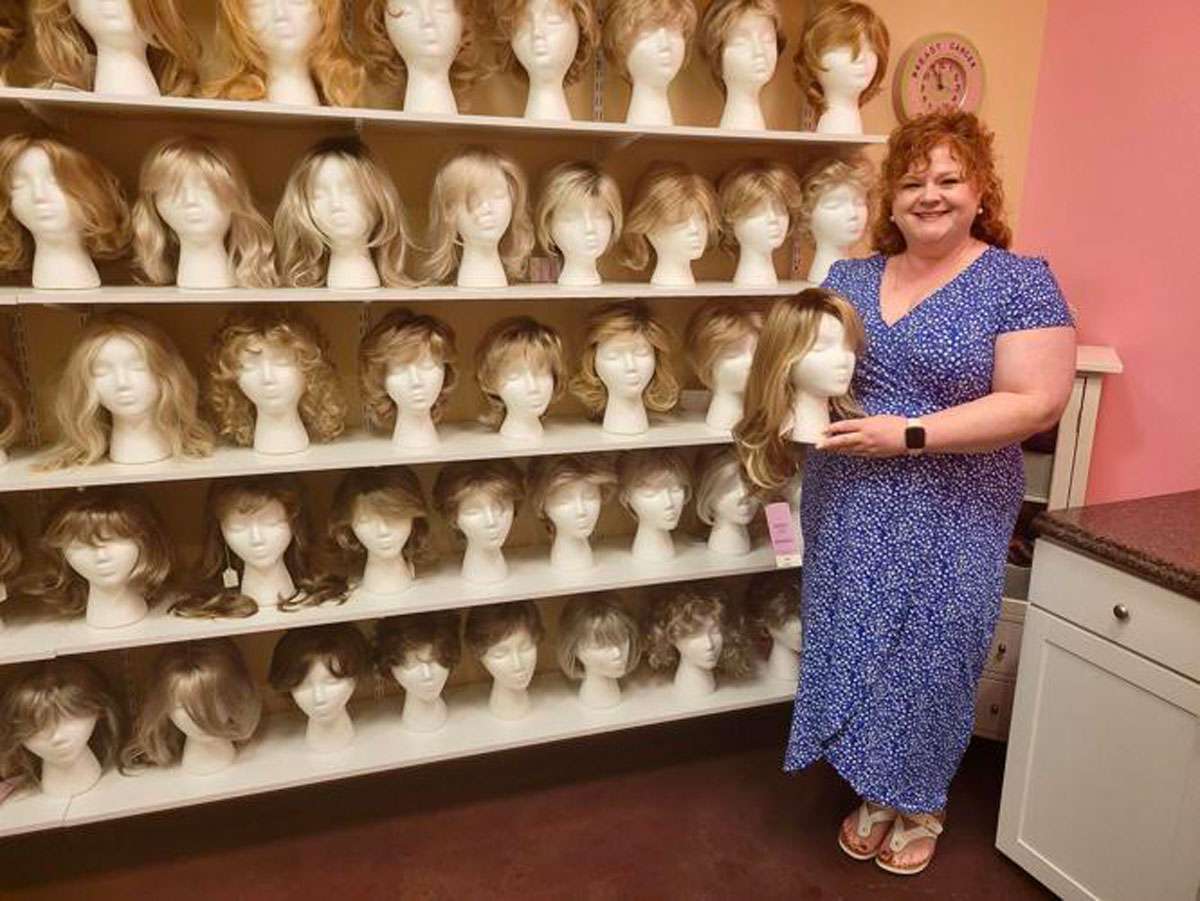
(893, 33, 985, 121)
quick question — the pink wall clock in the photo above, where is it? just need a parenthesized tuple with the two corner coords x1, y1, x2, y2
(894, 33, 986, 122)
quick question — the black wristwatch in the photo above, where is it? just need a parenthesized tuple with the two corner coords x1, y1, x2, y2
(905, 417, 926, 456)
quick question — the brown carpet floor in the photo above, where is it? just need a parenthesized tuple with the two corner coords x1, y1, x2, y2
(0, 704, 1051, 900)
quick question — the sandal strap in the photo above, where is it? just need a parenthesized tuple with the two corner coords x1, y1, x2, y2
(855, 802, 897, 838)
(887, 814, 944, 852)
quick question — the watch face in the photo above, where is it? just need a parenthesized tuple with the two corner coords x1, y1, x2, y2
(905, 424, 926, 450)
(895, 33, 985, 122)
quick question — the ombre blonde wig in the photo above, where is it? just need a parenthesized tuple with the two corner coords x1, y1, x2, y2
(717, 159, 804, 254)
(274, 136, 417, 288)
(474, 316, 566, 430)
(421, 147, 535, 284)
(464, 600, 543, 658)
(569, 300, 679, 419)
(492, 0, 599, 85)
(683, 300, 763, 389)
(31, 0, 200, 94)
(0, 134, 131, 274)
(205, 309, 348, 448)
(360, 0, 485, 96)
(602, 0, 698, 83)
(327, 466, 435, 585)
(205, 0, 363, 105)
(534, 161, 623, 260)
(268, 623, 372, 693)
(733, 288, 865, 490)
(433, 459, 525, 540)
(525, 454, 616, 537)
(556, 593, 642, 681)
(618, 162, 719, 273)
(38, 312, 214, 471)
(375, 610, 463, 674)
(615, 448, 691, 519)
(0, 353, 25, 456)
(793, 0, 889, 127)
(133, 136, 277, 288)
(359, 308, 458, 431)
(644, 582, 751, 676)
(698, 0, 784, 93)
(693, 447, 754, 526)
(121, 638, 261, 770)
(796, 156, 873, 243)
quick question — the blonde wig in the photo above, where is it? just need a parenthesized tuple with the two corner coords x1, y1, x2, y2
(683, 300, 763, 389)
(206, 308, 348, 448)
(698, 0, 784, 93)
(327, 466, 435, 583)
(205, 0, 363, 106)
(615, 447, 691, 518)
(474, 316, 566, 430)
(464, 600, 544, 658)
(644, 582, 751, 676)
(359, 308, 458, 431)
(0, 353, 25, 455)
(0, 1, 26, 83)
(421, 147, 535, 284)
(525, 454, 616, 537)
(744, 568, 800, 637)
(268, 623, 372, 693)
(602, 0, 698, 83)
(274, 137, 417, 288)
(717, 159, 804, 254)
(556, 593, 642, 681)
(733, 287, 866, 490)
(872, 111, 1012, 255)
(375, 610, 463, 675)
(132, 136, 277, 288)
(433, 459, 525, 538)
(0, 503, 23, 591)
(121, 638, 261, 770)
(569, 300, 679, 419)
(360, 0, 485, 95)
(24, 488, 173, 618)
(693, 446, 757, 527)
(492, 0, 599, 86)
(38, 312, 214, 471)
(796, 155, 873, 243)
(534, 161, 623, 260)
(618, 163, 719, 273)
(31, 0, 200, 95)
(0, 658, 125, 787)
(793, 0, 889, 127)
(0, 134, 131, 274)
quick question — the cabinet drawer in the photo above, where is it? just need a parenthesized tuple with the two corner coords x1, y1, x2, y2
(973, 675, 1014, 741)
(1031, 540, 1200, 681)
(984, 618, 1023, 679)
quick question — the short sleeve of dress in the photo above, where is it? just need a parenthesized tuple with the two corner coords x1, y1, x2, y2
(820, 259, 852, 296)
(998, 256, 1075, 333)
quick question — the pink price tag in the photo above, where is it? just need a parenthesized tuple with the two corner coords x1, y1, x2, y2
(764, 501, 803, 568)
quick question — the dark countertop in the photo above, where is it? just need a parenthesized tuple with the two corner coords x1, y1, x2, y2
(1035, 490, 1200, 601)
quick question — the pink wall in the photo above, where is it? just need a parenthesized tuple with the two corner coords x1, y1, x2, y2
(1017, 0, 1200, 504)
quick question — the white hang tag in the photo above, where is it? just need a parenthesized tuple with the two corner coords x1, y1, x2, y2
(222, 567, 240, 589)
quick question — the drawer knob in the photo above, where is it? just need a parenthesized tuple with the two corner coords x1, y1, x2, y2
(1113, 604, 1131, 622)
(996, 643, 1008, 657)
(990, 703, 1001, 715)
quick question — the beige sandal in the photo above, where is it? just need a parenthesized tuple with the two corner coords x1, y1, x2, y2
(837, 801, 898, 860)
(875, 812, 944, 875)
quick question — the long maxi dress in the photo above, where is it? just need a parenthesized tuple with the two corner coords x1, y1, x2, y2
(783, 246, 1074, 813)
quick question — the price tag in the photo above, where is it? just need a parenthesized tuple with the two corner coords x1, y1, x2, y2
(764, 501, 803, 568)
(221, 567, 240, 589)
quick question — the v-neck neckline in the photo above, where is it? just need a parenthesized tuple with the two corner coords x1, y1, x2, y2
(875, 245, 994, 330)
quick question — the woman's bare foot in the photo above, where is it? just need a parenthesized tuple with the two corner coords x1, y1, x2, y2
(838, 800, 896, 858)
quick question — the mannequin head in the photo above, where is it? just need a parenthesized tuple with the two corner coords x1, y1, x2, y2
(745, 569, 801, 650)
(0, 2, 27, 84)
(0, 659, 124, 789)
(557, 593, 642, 681)
(493, 0, 598, 85)
(694, 447, 759, 527)
(0, 134, 131, 275)
(0, 353, 26, 458)
(206, 309, 347, 448)
(361, 0, 484, 94)
(360, 308, 458, 431)
(683, 300, 762, 393)
(38, 312, 213, 471)
(570, 300, 679, 420)
(31, 0, 201, 94)
(465, 600, 544, 688)
(793, 0, 889, 126)
(717, 159, 803, 257)
(327, 466, 434, 580)
(698, 0, 784, 95)
(602, 0, 697, 86)
(268, 624, 371, 720)
(207, 0, 363, 105)
(433, 459, 524, 548)
(616, 448, 691, 530)
(619, 163, 719, 273)
(534, 161, 623, 266)
(275, 136, 416, 288)
(132, 135, 277, 288)
(122, 638, 261, 769)
(375, 610, 462, 700)
(423, 147, 534, 284)
(797, 156, 871, 246)
(526, 454, 616, 539)
(474, 316, 566, 431)
(734, 288, 865, 489)
(645, 582, 751, 675)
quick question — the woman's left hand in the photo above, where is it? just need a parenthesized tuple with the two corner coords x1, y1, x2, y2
(816, 415, 909, 458)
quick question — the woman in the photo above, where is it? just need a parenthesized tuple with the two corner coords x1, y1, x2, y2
(785, 112, 1076, 875)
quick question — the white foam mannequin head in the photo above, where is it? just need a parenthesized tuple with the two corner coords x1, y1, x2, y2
(627, 477, 685, 562)
(513, 0, 579, 119)
(594, 332, 655, 434)
(237, 341, 310, 454)
(625, 26, 685, 125)
(391, 646, 451, 704)
(290, 658, 357, 752)
(89, 334, 173, 465)
(734, 198, 788, 256)
(710, 334, 757, 402)
(550, 195, 613, 286)
(578, 637, 631, 681)
(480, 626, 538, 719)
(719, 10, 777, 128)
(455, 171, 514, 288)
(385, 348, 446, 447)
(544, 479, 603, 543)
(766, 613, 801, 681)
(456, 488, 515, 583)
(495, 358, 555, 439)
(22, 712, 102, 797)
(386, 0, 464, 113)
(68, 0, 160, 95)
(769, 615, 802, 653)
(351, 507, 413, 563)
(788, 312, 856, 444)
(378, 610, 460, 733)
(647, 214, 706, 287)
(816, 44, 878, 133)
(245, 0, 322, 104)
(63, 536, 149, 629)
(712, 478, 758, 525)
(308, 154, 381, 289)
(220, 498, 296, 607)
(8, 146, 100, 289)
(152, 168, 235, 288)
(676, 615, 723, 672)
(169, 705, 236, 775)
(806, 181, 868, 283)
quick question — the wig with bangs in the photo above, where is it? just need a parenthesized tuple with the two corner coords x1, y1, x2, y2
(602, 0, 698, 83)
(360, 0, 485, 98)
(0, 134, 131, 275)
(872, 111, 1012, 255)
(37, 312, 214, 471)
(491, 0, 599, 86)
(0, 658, 125, 788)
(619, 163, 719, 273)
(683, 300, 763, 390)
(421, 147, 535, 284)
(535, 161, 623, 260)
(268, 623, 372, 693)
(734, 288, 865, 490)
(644, 582, 751, 676)
(717, 159, 803, 254)
(326, 466, 435, 585)
(464, 600, 544, 658)
(556, 593, 642, 681)
(375, 610, 463, 674)
(525, 454, 617, 537)
(744, 568, 800, 638)
(433, 460, 525, 536)
(274, 136, 418, 288)
(793, 0, 889, 127)
(697, 0, 784, 93)
(205, 309, 348, 448)
(133, 135, 277, 288)
(0, 2, 26, 85)
(797, 155, 873, 242)
(569, 300, 679, 419)
(360, 308, 459, 431)
(205, 0, 363, 106)
(121, 638, 261, 770)
(615, 448, 691, 517)
(474, 316, 566, 430)
(31, 0, 200, 95)
(693, 447, 756, 526)
(0, 353, 25, 459)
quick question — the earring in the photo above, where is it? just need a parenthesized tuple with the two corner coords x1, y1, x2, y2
(977, 207, 984, 215)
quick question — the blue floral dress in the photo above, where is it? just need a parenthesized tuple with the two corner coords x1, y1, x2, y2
(783, 246, 1074, 813)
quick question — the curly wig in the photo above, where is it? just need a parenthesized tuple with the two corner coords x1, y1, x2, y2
(474, 316, 566, 430)
(602, 0, 697, 83)
(375, 610, 463, 674)
(644, 582, 751, 676)
(556, 593, 642, 681)
(268, 623, 372, 693)
(360, 307, 458, 431)
(326, 466, 436, 584)
(360, 0, 485, 96)
(491, 0, 599, 86)
(697, 0, 784, 94)
(619, 162, 719, 273)
(793, 0, 889, 128)
(569, 300, 679, 419)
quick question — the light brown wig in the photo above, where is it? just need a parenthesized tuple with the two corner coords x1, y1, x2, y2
(697, 0, 784, 93)
(491, 0, 599, 86)
(464, 600, 544, 658)
(615, 448, 692, 519)
(534, 161, 623, 260)
(375, 610, 463, 674)
(693, 446, 755, 526)
(525, 454, 617, 537)
(268, 623, 372, 693)
(326, 466, 435, 585)
(360, 307, 459, 431)
(644, 582, 751, 676)
(793, 0, 889, 127)
(683, 300, 763, 389)
(602, 0, 698, 83)
(796, 155, 873, 243)
(717, 159, 803, 254)
(569, 300, 679, 419)
(0, 353, 25, 456)
(619, 162, 720, 273)
(433, 460, 525, 538)
(556, 593, 642, 681)
(360, 0, 485, 95)
(474, 316, 566, 430)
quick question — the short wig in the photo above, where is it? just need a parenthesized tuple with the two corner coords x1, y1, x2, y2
(359, 308, 459, 431)
(796, 155, 873, 243)
(534, 161, 623, 260)
(644, 582, 751, 676)
(360, 0, 485, 96)
(326, 466, 436, 583)
(525, 454, 617, 536)
(717, 159, 804, 254)
(569, 300, 679, 419)
(619, 162, 720, 273)
(683, 300, 763, 389)
(697, 0, 785, 93)
(474, 316, 566, 430)
(464, 600, 544, 658)
(793, 0, 889, 127)
(615, 448, 692, 518)
(268, 624, 372, 693)
(433, 459, 525, 536)
(492, 0, 599, 86)
(556, 593, 642, 681)
(602, 0, 698, 83)
(375, 610, 463, 674)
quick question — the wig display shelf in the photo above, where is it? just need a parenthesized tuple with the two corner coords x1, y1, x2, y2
(53, 667, 794, 832)
(0, 88, 887, 151)
(0, 538, 792, 665)
(0, 410, 733, 494)
(0, 289, 17, 306)
(0, 785, 70, 839)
